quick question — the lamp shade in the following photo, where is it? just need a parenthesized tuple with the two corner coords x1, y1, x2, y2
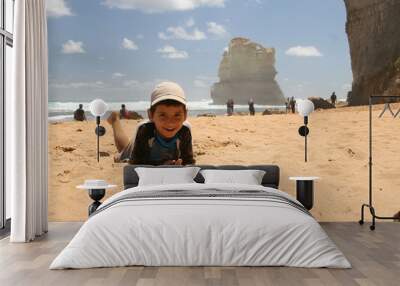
(297, 99, 314, 116)
(89, 99, 108, 117)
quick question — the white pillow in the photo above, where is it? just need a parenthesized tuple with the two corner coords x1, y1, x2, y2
(200, 169, 266, 185)
(135, 167, 201, 186)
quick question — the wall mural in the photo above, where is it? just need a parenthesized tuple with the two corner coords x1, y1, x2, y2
(47, 0, 400, 222)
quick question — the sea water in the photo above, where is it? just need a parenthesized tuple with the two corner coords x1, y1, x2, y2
(48, 100, 286, 122)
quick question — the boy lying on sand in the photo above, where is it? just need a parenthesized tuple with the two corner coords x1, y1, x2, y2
(107, 81, 195, 166)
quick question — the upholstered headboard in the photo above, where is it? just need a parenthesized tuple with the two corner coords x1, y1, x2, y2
(123, 165, 280, 189)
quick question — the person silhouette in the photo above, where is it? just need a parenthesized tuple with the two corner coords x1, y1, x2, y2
(330, 92, 337, 107)
(248, 98, 255, 115)
(120, 104, 127, 119)
(290, 97, 296, 113)
(73, 104, 86, 121)
(227, 99, 234, 116)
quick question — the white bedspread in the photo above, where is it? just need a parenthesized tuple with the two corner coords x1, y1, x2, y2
(50, 183, 351, 269)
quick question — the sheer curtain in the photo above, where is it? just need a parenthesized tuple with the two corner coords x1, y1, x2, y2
(8, 0, 48, 242)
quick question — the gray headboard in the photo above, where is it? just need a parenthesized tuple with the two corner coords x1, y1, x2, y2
(123, 165, 280, 189)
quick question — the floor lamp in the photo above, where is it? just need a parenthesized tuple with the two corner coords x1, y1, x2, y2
(359, 95, 400, 230)
(89, 99, 108, 162)
(297, 99, 314, 162)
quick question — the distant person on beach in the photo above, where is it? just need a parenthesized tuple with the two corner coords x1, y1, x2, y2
(248, 98, 255, 115)
(285, 97, 290, 113)
(73, 104, 86, 121)
(330, 92, 337, 107)
(119, 104, 127, 119)
(227, 99, 234, 116)
(107, 81, 195, 165)
(119, 104, 143, 120)
(290, 97, 296, 113)
(346, 91, 352, 104)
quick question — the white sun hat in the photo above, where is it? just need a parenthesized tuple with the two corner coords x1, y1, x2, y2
(150, 81, 186, 107)
(76, 179, 117, 190)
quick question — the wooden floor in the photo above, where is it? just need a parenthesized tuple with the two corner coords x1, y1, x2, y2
(0, 222, 399, 286)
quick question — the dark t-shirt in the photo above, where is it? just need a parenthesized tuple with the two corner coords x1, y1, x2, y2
(148, 133, 179, 164)
(118, 121, 195, 166)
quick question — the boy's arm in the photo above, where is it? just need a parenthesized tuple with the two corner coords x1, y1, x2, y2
(129, 125, 151, 164)
(113, 124, 148, 163)
(180, 127, 195, 165)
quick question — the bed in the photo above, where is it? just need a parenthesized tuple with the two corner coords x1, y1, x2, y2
(50, 165, 350, 269)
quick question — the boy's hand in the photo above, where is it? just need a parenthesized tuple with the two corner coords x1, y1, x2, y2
(107, 111, 119, 125)
(164, 159, 183, 165)
(174, 159, 183, 165)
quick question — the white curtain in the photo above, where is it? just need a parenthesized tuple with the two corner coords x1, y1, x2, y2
(8, 0, 48, 242)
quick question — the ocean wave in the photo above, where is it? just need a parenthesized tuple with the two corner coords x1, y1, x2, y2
(48, 100, 285, 113)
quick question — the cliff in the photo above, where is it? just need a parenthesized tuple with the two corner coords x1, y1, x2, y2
(210, 37, 285, 105)
(344, 0, 400, 105)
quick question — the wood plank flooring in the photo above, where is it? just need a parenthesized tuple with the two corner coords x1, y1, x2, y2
(0, 222, 399, 286)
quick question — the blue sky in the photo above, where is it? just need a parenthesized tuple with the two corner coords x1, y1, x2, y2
(47, 0, 352, 103)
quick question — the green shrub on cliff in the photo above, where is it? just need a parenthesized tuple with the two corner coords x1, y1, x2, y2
(395, 57, 400, 71)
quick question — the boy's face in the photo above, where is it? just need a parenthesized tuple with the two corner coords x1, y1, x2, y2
(149, 104, 187, 139)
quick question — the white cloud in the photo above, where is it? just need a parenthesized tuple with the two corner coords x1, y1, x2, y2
(123, 79, 168, 90)
(194, 79, 208, 88)
(47, 0, 74, 17)
(112, 72, 126, 78)
(285, 46, 323, 57)
(122, 37, 139, 50)
(245, 0, 263, 6)
(186, 18, 195, 27)
(207, 22, 227, 37)
(157, 45, 189, 59)
(159, 26, 206, 41)
(194, 75, 218, 88)
(101, 0, 225, 13)
(123, 80, 141, 87)
(61, 40, 85, 54)
(50, 81, 104, 89)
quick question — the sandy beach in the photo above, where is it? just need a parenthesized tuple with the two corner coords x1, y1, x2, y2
(48, 104, 400, 222)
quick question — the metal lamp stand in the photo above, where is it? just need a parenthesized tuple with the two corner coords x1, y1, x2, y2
(304, 116, 308, 162)
(359, 95, 400, 230)
(96, 116, 100, 162)
(94, 116, 106, 162)
(298, 116, 310, 162)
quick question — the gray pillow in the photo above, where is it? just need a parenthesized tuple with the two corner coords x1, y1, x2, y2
(135, 167, 201, 186)
(200, 169, 266, 185)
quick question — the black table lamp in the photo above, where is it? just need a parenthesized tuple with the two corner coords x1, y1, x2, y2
(89, 99, 108, 162)
(297, 99, 315, 162)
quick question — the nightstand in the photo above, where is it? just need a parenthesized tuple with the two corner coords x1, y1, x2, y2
(77, 180, 117, 216)
(289, 176, 319, 210)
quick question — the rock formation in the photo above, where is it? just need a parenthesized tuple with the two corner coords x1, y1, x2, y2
(211, 37, 285, 105)
(344, 0, 400, 105)
(308, 97, 335, 110)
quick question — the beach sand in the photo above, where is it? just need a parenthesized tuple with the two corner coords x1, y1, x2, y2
(49, 104, 400, 222)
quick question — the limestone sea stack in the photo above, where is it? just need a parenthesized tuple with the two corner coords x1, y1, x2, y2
(211, 37, 285, 105)
(344, 0, 400, 105)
